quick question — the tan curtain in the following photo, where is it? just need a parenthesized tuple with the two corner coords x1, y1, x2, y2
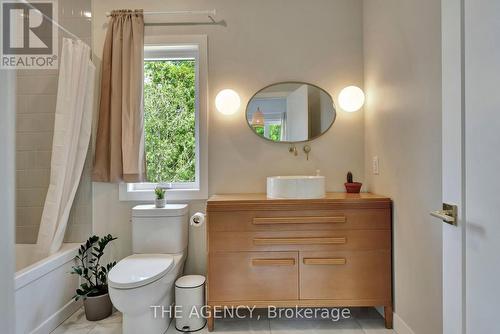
(93, 9, 146, 183)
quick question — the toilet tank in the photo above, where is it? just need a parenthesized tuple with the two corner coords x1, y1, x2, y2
(131, 204, 189, 254)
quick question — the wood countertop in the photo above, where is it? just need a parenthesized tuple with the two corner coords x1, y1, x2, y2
(207, 193, 392, 211)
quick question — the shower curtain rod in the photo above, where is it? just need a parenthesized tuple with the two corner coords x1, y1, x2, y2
(21, 0, 82, 42)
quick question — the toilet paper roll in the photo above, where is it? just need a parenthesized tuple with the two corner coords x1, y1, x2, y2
(190, 212, 205, 227)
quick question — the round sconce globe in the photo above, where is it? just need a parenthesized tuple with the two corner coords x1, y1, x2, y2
(215, 89, 241, 115)
(338, 86, 365, 112)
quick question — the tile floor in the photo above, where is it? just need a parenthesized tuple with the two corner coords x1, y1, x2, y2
(52, 307, 395, 334)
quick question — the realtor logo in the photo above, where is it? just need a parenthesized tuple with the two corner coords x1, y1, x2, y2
(1, 0, 58, 69)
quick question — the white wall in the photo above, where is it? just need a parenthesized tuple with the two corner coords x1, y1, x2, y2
(363, 1, 442, 333)
(92, 0, 365, 274)
(464, 1, 500, 332)
(0, 69, 16, 334)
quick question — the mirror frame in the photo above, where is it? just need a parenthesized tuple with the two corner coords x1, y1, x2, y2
(245, 81, 337, 144)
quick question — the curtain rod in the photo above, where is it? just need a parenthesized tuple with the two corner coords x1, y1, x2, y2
(105, 10, 217, 17)
(104, 9, 226, 27)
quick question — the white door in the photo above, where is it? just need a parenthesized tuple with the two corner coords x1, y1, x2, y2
(464, 0, 500, 333)
(441, 1, 500, 333)
(0, 69, 16, 334)
(286, 85, 309, 141)
(441, 1, 465, 333)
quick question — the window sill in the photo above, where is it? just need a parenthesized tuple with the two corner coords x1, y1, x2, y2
(118, 183, 208, 202)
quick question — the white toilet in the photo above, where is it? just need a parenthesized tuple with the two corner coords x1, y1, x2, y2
(108, 204, 188, 334)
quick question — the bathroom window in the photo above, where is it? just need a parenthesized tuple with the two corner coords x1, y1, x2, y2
(120, 35, 208, 201)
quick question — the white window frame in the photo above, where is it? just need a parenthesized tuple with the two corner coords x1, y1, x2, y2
(119, 35, 208, 201)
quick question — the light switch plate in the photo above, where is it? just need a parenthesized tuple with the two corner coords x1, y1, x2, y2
(373, 156, 380, 175)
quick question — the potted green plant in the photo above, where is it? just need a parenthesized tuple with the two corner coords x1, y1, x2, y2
(154, 186, 166, 208)
(344, 171, 363, 193)
(71, 234, 117, 321)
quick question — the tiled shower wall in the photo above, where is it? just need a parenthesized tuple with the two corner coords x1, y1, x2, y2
(15, 0, 93, 244)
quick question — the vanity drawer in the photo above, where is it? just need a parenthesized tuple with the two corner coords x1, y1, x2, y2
(299, 250, 392, 301)
(208, 251, 298, 301)
(208, 209, 390, 232)
(209, 230, 391, 252)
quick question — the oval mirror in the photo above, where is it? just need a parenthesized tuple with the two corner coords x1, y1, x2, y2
(246, 82, 336, 143)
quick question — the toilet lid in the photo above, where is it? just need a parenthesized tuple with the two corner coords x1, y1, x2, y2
(108, 254, 174, 289)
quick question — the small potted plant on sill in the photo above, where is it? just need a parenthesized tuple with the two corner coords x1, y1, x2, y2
(154, 186, 166, 208)
(344, 171, 363, 193)
(71, 234, 117, 321)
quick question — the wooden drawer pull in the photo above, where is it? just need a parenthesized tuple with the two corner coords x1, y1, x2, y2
(251, 258, 296, 266)
(253, 216, 346, 225)
(253, 237, 346, 245)
(303, 258, 347, 265)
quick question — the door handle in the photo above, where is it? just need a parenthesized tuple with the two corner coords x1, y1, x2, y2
(430, 203, 457, 226)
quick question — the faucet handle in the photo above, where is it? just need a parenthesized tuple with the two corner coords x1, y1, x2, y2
(303, 144, 311, 160)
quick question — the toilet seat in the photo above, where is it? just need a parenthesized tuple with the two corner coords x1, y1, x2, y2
(108, 254, 174, 289)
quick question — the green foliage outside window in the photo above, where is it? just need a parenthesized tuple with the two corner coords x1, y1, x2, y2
(254, 126, 264, 136)
(268, 125, 282, 141)
(253, 124, 282, 141)
(144, 60, 196, 183)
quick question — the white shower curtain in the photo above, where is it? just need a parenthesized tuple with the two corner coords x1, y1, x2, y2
(36, 38, 96, 257)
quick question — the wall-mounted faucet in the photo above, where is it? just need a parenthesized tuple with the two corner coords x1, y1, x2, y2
(288, 144, 312, 159)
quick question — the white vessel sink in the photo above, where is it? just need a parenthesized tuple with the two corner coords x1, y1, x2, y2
(267, 176, 326, 199)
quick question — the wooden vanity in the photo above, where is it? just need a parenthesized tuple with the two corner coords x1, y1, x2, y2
(206, 193, 393, 330)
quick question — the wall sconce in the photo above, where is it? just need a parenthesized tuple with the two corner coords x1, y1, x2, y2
(338, 86, 365, 112)
(215, 89, 241, 115)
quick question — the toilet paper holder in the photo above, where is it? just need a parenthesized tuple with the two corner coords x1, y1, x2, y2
(190, 212, 206, 226)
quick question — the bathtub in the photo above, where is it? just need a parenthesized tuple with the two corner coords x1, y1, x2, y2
(15, 243, 82, 334)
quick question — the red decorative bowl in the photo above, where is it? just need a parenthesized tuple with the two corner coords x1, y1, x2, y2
(344, 182, 362, 193)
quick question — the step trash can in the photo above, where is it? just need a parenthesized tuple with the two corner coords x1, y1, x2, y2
(175, 275, 206, 332)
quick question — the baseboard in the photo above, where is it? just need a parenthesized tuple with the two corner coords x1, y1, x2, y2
(393, 312, 416, 334)
(30, 299, 82, 334)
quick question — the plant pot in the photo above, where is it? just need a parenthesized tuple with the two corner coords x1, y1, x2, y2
(155, 198, 166, 208)
(345, 182, 362, 193)
(83, 292, 113, 321)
